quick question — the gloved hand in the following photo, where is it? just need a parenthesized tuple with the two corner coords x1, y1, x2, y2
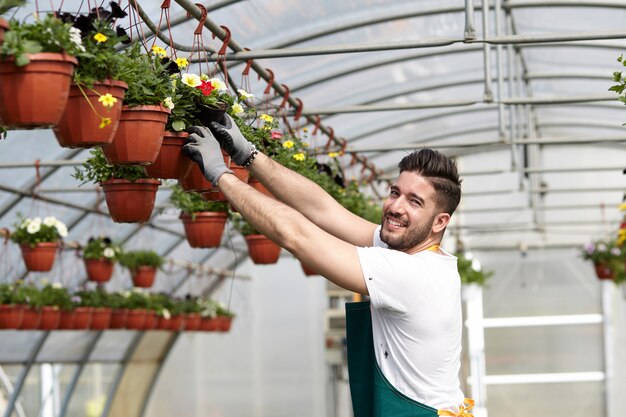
(182, 126, 233, 186)
(208, 114, 253, 166)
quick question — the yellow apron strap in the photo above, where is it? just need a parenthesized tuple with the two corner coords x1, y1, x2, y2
(438, 398, 475, 417)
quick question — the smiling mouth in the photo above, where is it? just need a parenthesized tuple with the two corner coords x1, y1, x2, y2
(385, 216, 406, 228)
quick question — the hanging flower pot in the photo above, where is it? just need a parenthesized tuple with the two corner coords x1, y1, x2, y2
(0, 18, 9, 44)
(37, 307, 61, 330)
(179, 150, 229, 195)
(109, 309, 128, 329)
(248, 177, 273, 198)
(216, 316, 233, 332)
(244, 234, 281, 264)
(169, 314, 186, 332)
(102, 104, 170, 165)
(58, 310, 75, 330)
(73, 307, 93, 330)
(196, 103, 228, 127)
(18, 307, 41, 329)
(145, 131, 193, 179)
(231, 162, 249, 183)
(101, 178, 161, 223)
(594, 262, 614, 280)
(19, 242, 59, 272)
(181, 212, 228, 248)
(126, 309, 148, 330)
(199, 316, 220, 331)
(89, 307, 112, 330)
(144, 311, 158, 330)
(84, 258, 115, 283)
(0, 53, 78, 128)
(300, 262, 318, 276)
(0, 305, 23, 329)
(156, 315, 171, 330)
(53, 80, 128, 148)
(183, 313, 201, 331)
(130, 266, 157, 288)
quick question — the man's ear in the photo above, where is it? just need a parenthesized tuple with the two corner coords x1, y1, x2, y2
(432, 213, 451, 234)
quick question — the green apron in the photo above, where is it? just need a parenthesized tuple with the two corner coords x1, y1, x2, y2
(346, 301, 438, 417)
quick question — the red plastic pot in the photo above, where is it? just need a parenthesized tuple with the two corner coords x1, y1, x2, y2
(181, 212, 228, 248)
(169, 315, 186, 332)
(101, 178, 161, 223)
(244, 235, 281, 264)
(90, 307, 112, 330)
(594, 262, 615, 280)
(37, 306, 61, 330)
(300, 261, 318, 276)
(199, 317, 220, 331)
(126, 309, 148, 330)
(145, 131, 193, 179)
(58, 310, 75, 330)
(131, 266, 157, 288)
(143, 311, 158, 330)
(18, 307, 41, 329)
(217, 316, 233, 332)
(109, 309, 128, 329)
(84, 258, 115, 283)
(73, 307, 93, 330)
(0, 304, 23, 329)
(0, 18, 9, 44)
(183, 313, 201, 331)
(19, 242, 59, 272)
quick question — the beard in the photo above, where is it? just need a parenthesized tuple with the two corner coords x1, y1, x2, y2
(379, 212, 436, 251)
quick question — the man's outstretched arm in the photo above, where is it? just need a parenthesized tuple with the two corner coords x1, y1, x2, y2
(209, 116, 378, 247)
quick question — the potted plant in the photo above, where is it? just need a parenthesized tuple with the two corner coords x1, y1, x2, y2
(581, 239, 623, 280)
(117, 288, 152, 330)
(169, 184, 229, 248)
(73, 286, 111, 330)
(0, 0, 25, 44)
(35, 282, 72, 330)
(230, 212, 281, 264)
(0, 13, 84, 128)
(119, 249, 164, 288)
(0, 282, 24, 329)
(73, 148, 160, 223)
(11, 215, 68, 271)
(456, 252, 493, 286)
(10, 281, 41, 329)
(82, 236, 122, 283)
(54, 5, 130, 148)
(101, 43, 172, 165)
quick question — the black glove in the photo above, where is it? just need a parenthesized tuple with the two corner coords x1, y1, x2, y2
(182, 126, 233, 186)
(208, 114, 253, 166)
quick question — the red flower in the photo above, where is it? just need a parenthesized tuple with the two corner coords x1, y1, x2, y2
(196, 80, 215, 96)
(271, 131, 283, 139)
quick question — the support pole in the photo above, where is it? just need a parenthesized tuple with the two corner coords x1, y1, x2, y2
(463, 284, 488, 417)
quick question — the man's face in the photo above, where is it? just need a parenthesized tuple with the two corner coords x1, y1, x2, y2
(379, 171, 441, 253)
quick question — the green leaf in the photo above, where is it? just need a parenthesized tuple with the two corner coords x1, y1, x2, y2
(172, 120, 186, 132)
(14, 53, 30, 67)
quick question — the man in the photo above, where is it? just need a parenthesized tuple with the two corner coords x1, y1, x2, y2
(183, 116, 470, 417)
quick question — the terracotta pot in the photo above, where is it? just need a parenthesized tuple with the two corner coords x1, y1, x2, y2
(145, 131, 193, 179)
(300, 262, 318, 276)
(156, 316, 171, 330)
(19, 242, 58, 272)
(109, 308, 128, 329)
(102, 105, 170, 165)
(169, 314, 186, 332)
(58, 310, 75, 330)
(131, 266, 157, 288)
(84, 258, 115, 283)
(201, 189, 227, 202)
(179, 150, 230, 194)
(216, 316, 233, 332)
(196, 103, 228, 126)
(125, 309, 148, 330)
(73, 307, 93, 330)
(144, 311, 158, 330)
(244, 234, 281, 264)
(199, 317, 220, 331)
(231, 163, 249, 183)
(90, 307, 112, 330)
(18, 307, 41, 329)
(181, 212, 228, 248)
(37, 306, 61, 330)
(594, 262, 615, 280)
(0, 305, 23, 329)
(0, 53, 77, 128)
(248, 177, 273, 198)
(183, 313, 201, 331)
(0, 18, 9, 44)
(101, 178, 161, 223)
(53, 80, 128, 148)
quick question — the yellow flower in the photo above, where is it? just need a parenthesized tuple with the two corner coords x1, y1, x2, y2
(619, 202, 626, 211)
(282, 140, 294, 149)
(260, 114, 273, 123)
(231, 103, 244, 115)
(328, 152, 339, 158)
(293, 153, 305, 161)
(302, 142, 309, 147)
(175, 57, 189, 69)
(618, 229, 626, 245)
(151, 45, 167, 57)
(99, 118, 112, 129)
(98, 93, 117, 108)
(93, 32, 108, 43)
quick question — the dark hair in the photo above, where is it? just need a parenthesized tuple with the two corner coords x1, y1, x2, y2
(398, 149, 462, 215)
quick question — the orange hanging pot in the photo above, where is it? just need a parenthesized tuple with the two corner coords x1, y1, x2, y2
(126, 309, 149, 330)
(244, 234, 281, 264)
(183, 313, 201, 331)
(145, 131, 193, 179)
(0, 53, 77, 128)
(179, 150, 229, 195)
(0, 305, 24, 329)
(248, 177, 273, 198)
(102, 104, 170, 165)
(130, 266, 157, 288)
(19, 242, 59, 272)
(84, 258, 115, 283)
(109, 308, 128, 329)
(18, 307, 41, 329)
(89, 307, 112, 330)
(54, 80, 128, 148)
(300, 261, 318, 277)
(37, 306, 61, 330)
(101, 178, 161, 223)
(0, 18, 9, 44)
(58, 310, 75, 330)
(73, 307, 93, 330)
(180, 211, 228, 248)
(594, 262, 614, 280)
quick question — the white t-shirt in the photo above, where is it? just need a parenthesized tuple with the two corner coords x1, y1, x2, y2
(356, 226, 465, 410)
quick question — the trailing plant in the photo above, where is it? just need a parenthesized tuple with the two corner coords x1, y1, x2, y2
(73, 148, 149, 184)
(169, 184, 229, 215)
(0, 14, 85, 66)
(11, 214, 68, 247)
(119, 250, 164, 270)
(83, 236, 122, 261)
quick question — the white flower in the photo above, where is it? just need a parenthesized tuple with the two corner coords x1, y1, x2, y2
(163, 97, 175, 110)
(237, 89, 254, 100)
(181, 73, 201, 88)
(597, 243, 607, 252)
(52, 283, 62, 289)
(68, 27, 85, 52)
(55, 222, 68, 238)
(43, 216, 57, 227)
(31, 217, 42, 225)
(231, 103, 244, 115)
(209, 78, 227, 91)
(27, 222, 41, 234)
(103, 248, 115, 258)
(161, 308, 171, 320)
(122, 291, 131, 298)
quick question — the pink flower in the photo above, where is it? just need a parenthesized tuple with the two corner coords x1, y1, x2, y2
(271, 131, 283, 139)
